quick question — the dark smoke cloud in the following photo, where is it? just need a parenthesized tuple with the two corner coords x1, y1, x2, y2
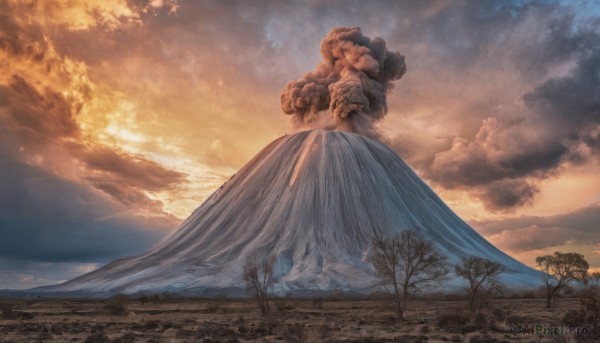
(280, 27, 406, 135)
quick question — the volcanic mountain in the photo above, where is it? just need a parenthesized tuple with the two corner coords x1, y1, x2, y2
(38, 129, 541, 296)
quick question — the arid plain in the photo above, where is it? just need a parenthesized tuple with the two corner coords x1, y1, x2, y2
(0, 296, 593, 343)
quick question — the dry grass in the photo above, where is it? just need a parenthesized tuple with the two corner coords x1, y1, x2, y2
(0, 302, 14, 319)
(0, 297, 591, 342)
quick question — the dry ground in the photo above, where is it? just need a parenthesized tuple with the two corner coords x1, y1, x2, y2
(0, 296, 593, 342)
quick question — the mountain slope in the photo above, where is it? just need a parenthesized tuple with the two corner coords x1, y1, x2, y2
(39, 129, 541, 296)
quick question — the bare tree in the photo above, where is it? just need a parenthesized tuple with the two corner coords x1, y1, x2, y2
(455, 256, 505, 314)
(243, 253, 276, 315)
(580, 271, 600, 297)
(536, 251, 589, 308)
(581, 272, 600, 304)
(370, 229, 449, 320)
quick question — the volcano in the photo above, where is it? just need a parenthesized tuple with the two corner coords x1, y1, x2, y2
(38, 129, 541, 296)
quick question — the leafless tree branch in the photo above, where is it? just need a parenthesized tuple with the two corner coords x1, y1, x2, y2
(243, 253, 276, 315)
(455, 256, 505, 314)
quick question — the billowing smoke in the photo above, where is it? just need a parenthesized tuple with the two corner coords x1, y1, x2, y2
(280, 27, 406, 136)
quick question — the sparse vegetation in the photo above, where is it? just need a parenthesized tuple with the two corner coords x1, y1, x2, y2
(536, 251, 589, 308)
(455, 256, 505, 314)
(370, 229, 449, 320)
(0, 297, 589, 342)
(138, 293, 163, 304)
(563, 271, 600, 341)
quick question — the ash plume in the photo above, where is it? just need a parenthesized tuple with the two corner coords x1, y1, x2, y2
(280, 27, 406, 136)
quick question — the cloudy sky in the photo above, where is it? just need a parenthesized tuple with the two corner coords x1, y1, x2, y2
(1, 0, 599, 289)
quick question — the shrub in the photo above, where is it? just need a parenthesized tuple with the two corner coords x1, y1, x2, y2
(317, 322, 334, 339)
(276, 301, 295, 312)
(113, 332, 136, 343)
(281, 324, 306, 343)
(84, 332, 110, 343)
(509, 288, 543, 299)
(311, 297, 323, 309)
(437, 313, 469, 328)
(562, 310, 583, 325)
(472, 312, 488, 329)
(139, 295, 151, 304)
(0, 302, 14, 318)
(104, 294, 129, 315)
(562, 286, 600, 326)
(206, 303, 221, 313)
(491, 307, 507, 321)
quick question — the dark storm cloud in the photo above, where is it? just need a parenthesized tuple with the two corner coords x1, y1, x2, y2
(425, 116, 567, 211)
(477, 179, 538, 210)
(0, 74, 186, 208)
(0, 0, 185, 269)
(427, 118, 567, 188)
(0, 75, 79, 141)
(0, 0, 187, 206)
(472, 204, 600, 251)
(524, 46, 600, 145)
(72, 146, 187, 192)
(395, 2, 600, 211)
(0, 84, 177, 262)
(91, 182, 167, 212)
(67, 144, 188, 207)
(0, 155, 173, 262)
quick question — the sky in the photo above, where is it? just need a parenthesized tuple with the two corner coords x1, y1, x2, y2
(0, 0, 599, 289)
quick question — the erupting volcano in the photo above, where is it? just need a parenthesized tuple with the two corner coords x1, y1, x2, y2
(38, 27, 541, 296)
